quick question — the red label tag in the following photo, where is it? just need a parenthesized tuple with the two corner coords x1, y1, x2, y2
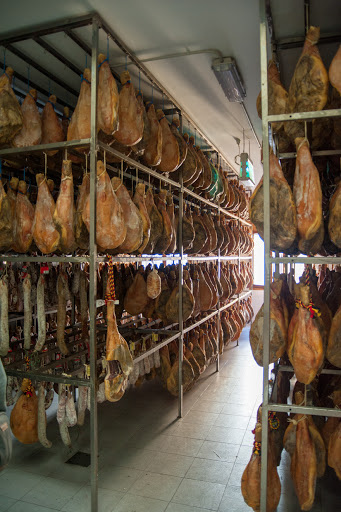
(40, 265, 49, 275)
(21, 265, 28, 278)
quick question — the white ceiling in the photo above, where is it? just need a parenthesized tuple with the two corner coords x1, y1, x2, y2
(0, 0, 340, 185)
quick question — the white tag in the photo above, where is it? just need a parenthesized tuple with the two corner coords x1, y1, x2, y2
(0, 422, 8, 432)
(96, 299, 119, 307)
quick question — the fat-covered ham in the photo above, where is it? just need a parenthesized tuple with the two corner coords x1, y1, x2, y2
(97, 53, 119, 135)
(41, 95, 64, 155)
(67, 69, 91, 141)
(142, 102, 162, 166)
(256, 60, 288, 133)
(12, 89, 41, 147)
(133, 183, 151, 253)
(329, 45, 341, 95)
(293, 138, 323, 255)
(83, 161, 126, 250)
(0, 67, 23, 144)
(53, 160, 76, 253)
(114, 71, 143, 146)
(112, 177, 143, 253)
(12, 181, 34, 253)
(32, 174, 60, 254)
(156, 109, 180, 173)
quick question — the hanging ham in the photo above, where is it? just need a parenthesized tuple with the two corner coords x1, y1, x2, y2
(329, 45, 341, 95)
(112, 177, 143, 253)
(154, 190, 173, 254)
(12, 89, 41, 147)
(32, 174, 60, 254)
(293, 138, 323, 255)
(67, 69, 91, 142)
(113, 71, 143, 146)
(97, 53, 119, 135)
(41, 95, 64, 155)
(328, 180, 341, 249)
(53, 160, 76, 253)
(250, 150, 297, 251)
(0, 67, 22, 144)
(12, 181, 34, 253)
(256, 60, 288, 133)
(143, 187, 163, 254)
(142, 102, 162, 166)
(133, 183, 151, 253)
(285, 26, 329, 144)
(83, 161, 126, 250)
(75, 173, 90, 250)
(156, 109, 180, 173)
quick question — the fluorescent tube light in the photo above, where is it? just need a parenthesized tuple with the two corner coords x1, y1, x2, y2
(212, 57, 246, 103)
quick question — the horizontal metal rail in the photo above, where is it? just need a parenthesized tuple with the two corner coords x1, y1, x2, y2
(265, 402, 341, 419)
(0, 255, 90, 263)
(278, 365, 341, 376)
(276, 32, 341, 50)
(268, 109, 341, 123)
(34, 36, 83, 77)
(268, 256, 341, 265)
(96, 254, 181, 263)
(279, 149, 341, 159)
(4, 369, 90, 387)
(0, 138, 90, 157)
(133, 332, 181, 364)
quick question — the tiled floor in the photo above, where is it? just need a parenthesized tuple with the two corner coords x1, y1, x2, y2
(1, 327, 340, 511)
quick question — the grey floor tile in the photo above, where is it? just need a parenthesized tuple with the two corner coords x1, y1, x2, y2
(155, 435, 204, 457)
(113, 494, 168, 512)
(145, 452, 194, 477)
(48, 461, 91, 484)
(214, 414, 250, 430)
(172, 478, 225, 511)
(7, 502, 60, 512)
(220, 403, 254, 417)
(170, 421, 212, 440)
(62, 485, 124, 512)
(21, 477, 84, 510)
(129, 472, 181, 501)
(236, 445, 252, 465)
(196, 441, 239, 462)
(186, 458, 233, 485)
(190, 400, 225, 414)
(218, 485, 250, 512)
(98, 465, 145, 492)
(206, 425, 245, 444)
(0, 496, 17, 512)
(198, 389, 232, 403)
(228, 463, 247, 487)
(166, 504, 210, 512)
(0, 469, 42, 499)
(108, 447, 155, 470)
(183, 410, 220, 425)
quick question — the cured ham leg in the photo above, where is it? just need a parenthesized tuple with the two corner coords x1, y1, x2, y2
(68, 69, 91, 142)
(32, 174, 60, 254)
(83, 161, 126, 250)
(293, 138, 323, 255)
(327, 303, 341, 367)
(12, 181, 34, 253)
(256, 60, 288, 133)
(112, 177, 143, 253)
(97, 53, 119, 135)
(133, 183, 151, 253)
(0, 67, 23, 144)
(328, 180, 341, 249)
(287, 282, 325, 384)
(114, 71, 143, 146)
(12, 89, 41, 147)
(250, 151, 297, 251)
(41, 95, 64, 155)
(154, 190, 173, 254)
(329, 45, 341, 95)
(142, 102, 162, 166)
(143, 187, 163, 254)
(53, 160, 76, 253)
(75, 173, 90, 250)
(156, 109, 180, 173)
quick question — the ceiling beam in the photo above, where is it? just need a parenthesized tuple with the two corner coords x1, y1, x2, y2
(34, 36, 82, 77)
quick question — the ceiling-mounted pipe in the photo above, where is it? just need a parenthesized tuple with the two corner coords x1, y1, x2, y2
(114, 48, 224, 67)
(241, 102, 261, 149)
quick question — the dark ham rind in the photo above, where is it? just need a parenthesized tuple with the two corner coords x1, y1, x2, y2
(57, 384, 71, 448)
(38, 383, 52, 448)
(77, 386, 88, 426)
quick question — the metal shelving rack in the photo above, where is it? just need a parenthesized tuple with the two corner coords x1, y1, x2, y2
(0, 12, 253, 511)
(259, 1, 341, 510)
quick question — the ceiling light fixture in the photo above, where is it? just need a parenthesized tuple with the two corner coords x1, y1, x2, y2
(212, 57, 246, 103)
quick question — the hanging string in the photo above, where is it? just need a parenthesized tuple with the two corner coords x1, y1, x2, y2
(162, 93, 165, 111)
(138, 71, 141, 93)
(104, 151, 106, 170)
(125, 55, 127, 71)
(195, 128, 197, 146)
(151, 84, 154, 104)
(48, 79, 51, 97)
(27, 65, 30, 91)
(171, 105, 174, 123)
(23, 166, 25, 181)
(85, 154, 88, 175)
(105, 255, 116, 302)
(85, 53, 88, 69)
(107, 35, 109, 59)
(0, 158, 2, 178)
(121, 159, 123, 182)
(3, 49, 6, 72)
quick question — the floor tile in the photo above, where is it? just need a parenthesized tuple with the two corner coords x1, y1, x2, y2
(21, 477, 84, 510)
(48, 460, 91, 484)
(190, 400, 225, 414)
(228, 463, 246, 487)
(220, 403, 254, 417)
(206, 425, 245, 444)
(170, 421, 212, 440)
(145, 452, 194, 477)
(236, 445, 252, 465)
(155, 435, 204, 457)
(186, 458, 234, 484)
(62, 485, 124, 512)
(98, 465, 145, 492)
(129, 472, 181, 501)
(214, 414, 250, 430)
(218, 485, 250, 512)
(196, 441, 239, 462)
(0, 496, 17, 512)
(166, 504, 209, 512)
(7, 502, 61, 512)
(172, 478, 225, 510)
(0, 470, 42, 499)
(182, 410, 220, 425)
(108, 447, 155, 470)
(113, 494, 168, 512)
